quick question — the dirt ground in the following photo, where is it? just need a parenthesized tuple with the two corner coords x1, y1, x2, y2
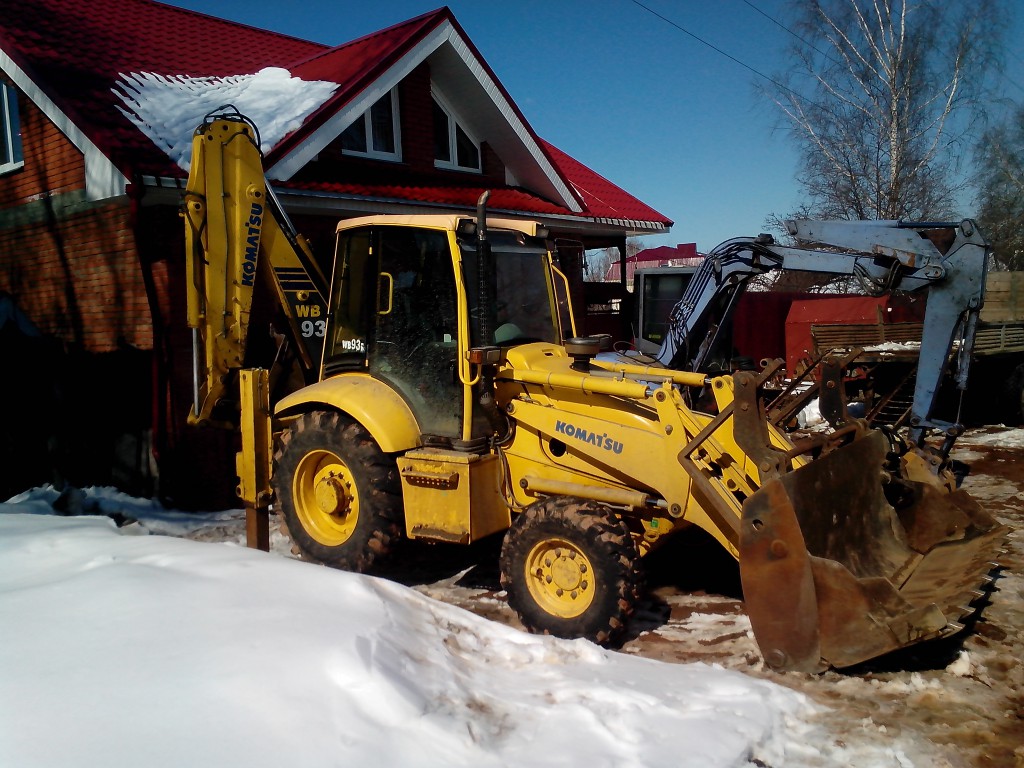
(192, 426, 1024, 767)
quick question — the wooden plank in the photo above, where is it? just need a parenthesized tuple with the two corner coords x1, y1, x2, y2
(811, 322, 923, 349)
(974, 322, 1024, 355)
(981, 272, 1024, 322)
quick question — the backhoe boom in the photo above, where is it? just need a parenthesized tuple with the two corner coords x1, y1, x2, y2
(183, 109, 328, 424)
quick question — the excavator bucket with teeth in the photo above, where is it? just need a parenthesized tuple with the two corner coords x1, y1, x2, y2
(738, 430, 1007, 672)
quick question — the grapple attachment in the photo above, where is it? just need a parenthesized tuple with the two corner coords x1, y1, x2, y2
(739, 430, 1006, 672)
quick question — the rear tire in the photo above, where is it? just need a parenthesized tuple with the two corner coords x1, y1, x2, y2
(274, 411, 402, 572)
(499, 496, 642, 646)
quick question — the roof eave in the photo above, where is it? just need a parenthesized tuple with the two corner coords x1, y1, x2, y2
(139, 174, 667, 237)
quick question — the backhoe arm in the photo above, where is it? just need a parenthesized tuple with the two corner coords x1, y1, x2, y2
(656, 219, 989, 445)
(182, 110, 329, 424)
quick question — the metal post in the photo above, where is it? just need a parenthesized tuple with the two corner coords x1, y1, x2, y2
(237, 368, 273, 551)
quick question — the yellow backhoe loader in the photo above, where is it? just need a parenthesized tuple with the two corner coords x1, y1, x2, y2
(183, 109, 1005, 672)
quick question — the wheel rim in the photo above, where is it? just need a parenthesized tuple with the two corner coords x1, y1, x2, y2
(524, 537, 595, 619)
(292, 448, 359, 546)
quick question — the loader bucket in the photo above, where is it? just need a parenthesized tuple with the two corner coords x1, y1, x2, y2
(739, 430, 1006, 672)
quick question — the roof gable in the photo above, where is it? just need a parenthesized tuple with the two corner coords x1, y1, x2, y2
(265, 10, 582, 213)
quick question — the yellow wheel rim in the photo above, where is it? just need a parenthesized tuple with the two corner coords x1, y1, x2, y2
(524, 537, 595, 619)
(292, 449, 359, 547)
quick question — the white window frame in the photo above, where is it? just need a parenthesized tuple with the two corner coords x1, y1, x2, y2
(432, 86, 481, 173)
(1, 83, 25, 175)
(340, 88, 402, 162)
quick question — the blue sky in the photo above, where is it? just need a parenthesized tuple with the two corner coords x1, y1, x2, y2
(165, 0, 1022, 252)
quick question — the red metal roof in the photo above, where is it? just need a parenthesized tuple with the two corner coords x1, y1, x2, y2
(541, 141, 671, 227)
(0, 0, 672, 230)
(604, 244, 701, 281)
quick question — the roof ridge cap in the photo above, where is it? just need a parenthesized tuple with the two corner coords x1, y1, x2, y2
(286, 7, 451, 70)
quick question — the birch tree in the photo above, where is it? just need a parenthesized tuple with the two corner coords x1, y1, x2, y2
(976, 106, 1024, 270)
(766, 0, 1003, 221)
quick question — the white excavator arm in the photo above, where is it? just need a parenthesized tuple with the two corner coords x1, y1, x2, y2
(656, 219, 990, 447)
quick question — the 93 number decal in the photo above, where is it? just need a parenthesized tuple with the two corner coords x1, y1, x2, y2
(301, 320, 326, 338)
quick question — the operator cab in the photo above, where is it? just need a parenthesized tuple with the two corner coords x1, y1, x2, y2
(322, 215, 567, 445)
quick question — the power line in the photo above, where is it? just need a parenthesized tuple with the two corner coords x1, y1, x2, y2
(632, 0, 1024, 108)
(628, 0, 803, 102)
(739, 0, 835, 63)
(1002, 47, 1024, 97)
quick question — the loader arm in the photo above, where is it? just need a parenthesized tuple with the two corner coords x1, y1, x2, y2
(656, 219, 989, 447)
(182, 110, 329, 424)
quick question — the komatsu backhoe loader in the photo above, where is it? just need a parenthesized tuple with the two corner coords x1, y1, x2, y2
(183, 109, 1005, 672)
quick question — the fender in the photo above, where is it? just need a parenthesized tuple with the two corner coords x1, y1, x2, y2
(274, 374, 420, 454)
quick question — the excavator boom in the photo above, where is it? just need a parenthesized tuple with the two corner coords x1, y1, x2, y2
(656, 219, 988, 447)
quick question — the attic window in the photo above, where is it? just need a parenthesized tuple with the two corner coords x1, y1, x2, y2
(432, 90, 480, 172)
(0, 84, 24, 175)
(341, 88, 401, 161)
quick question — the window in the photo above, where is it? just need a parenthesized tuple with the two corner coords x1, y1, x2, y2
(1, 83, 24, 174)
(341, 88, 401, 161)
(432, 90, 481, 172)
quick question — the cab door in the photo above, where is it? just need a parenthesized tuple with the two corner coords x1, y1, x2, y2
(326, 226, 463, 439)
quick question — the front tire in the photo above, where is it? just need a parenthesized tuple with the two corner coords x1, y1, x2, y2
(499, 497, 642, 645)
(274, 411, 402, 571)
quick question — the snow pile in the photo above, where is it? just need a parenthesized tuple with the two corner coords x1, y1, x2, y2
(797, 397, 826, 428)
(0, 509, 851, 768)
(113, 67, 338, 169)
(5, 484, 242, 535)
(958, 427, 1024, 450)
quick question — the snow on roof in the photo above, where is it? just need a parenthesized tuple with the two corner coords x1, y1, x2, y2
(113, 67, 338, 170)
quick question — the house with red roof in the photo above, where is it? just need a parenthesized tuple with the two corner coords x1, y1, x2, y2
(0, 0, 671, 504)
(604, 243, 702, 285)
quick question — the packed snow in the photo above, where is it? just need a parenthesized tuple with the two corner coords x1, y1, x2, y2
(0, 487, 930, 767)
(113, 67, 338, 169)
(861, 341, 921, 353)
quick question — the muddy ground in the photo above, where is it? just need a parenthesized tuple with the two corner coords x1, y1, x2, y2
(190, 426, 1024, 767)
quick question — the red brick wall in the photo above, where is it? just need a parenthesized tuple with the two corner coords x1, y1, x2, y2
(0, 204, 153, 351)
(0, 84, 152, 352)
(0, 82, 164, 499)
(400, 63, 435, 175)
(0, 86, 85, 206)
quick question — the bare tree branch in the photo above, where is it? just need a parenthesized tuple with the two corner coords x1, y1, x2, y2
(761, 0, 1004, 222)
